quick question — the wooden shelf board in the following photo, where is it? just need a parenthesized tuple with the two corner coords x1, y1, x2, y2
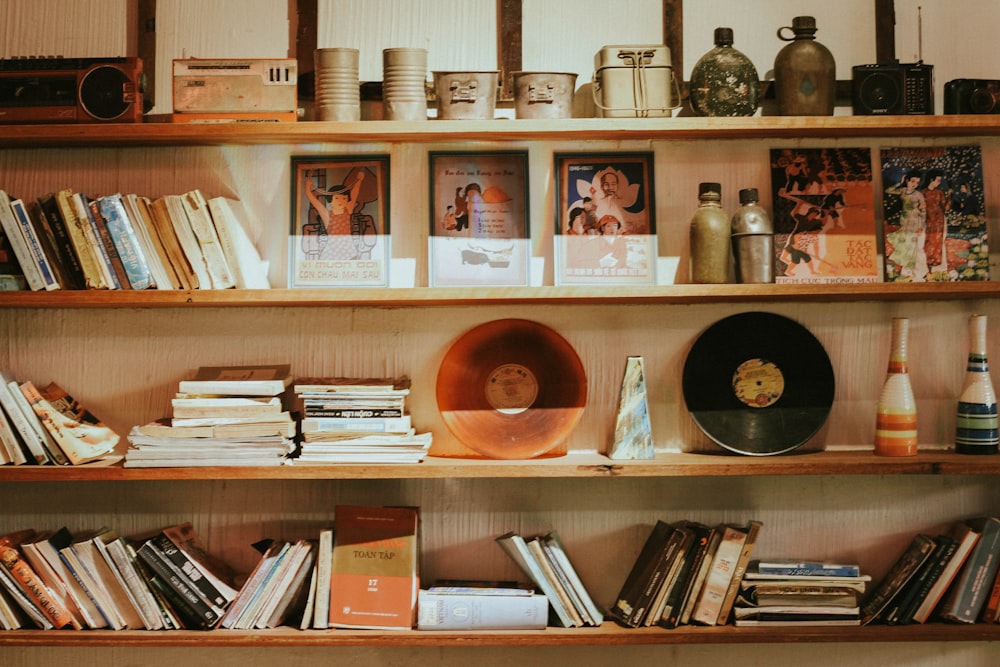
(0, 622, 997, 647)
(0, 281, 997, 309)
(0, 451, 995, 482)
(2, 116, 1000, 148)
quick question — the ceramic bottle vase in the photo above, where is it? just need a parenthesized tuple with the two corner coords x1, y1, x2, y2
(875, 317, 918, 456)
(956, 314, 999, 454)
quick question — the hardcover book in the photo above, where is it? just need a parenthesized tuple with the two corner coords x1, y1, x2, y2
(328, 505, 419, 630)
(937, 516, 1000, 623)
(36, 193, 86, 289)
(98, 193, 156, 290)
(691, 523, 750, 625)
(416, 589, 549, 630)
(880, 144, 989, 282)
(860, 533, 937, 625)
(610, 520, 680, 628)
(178, 364, 292, 397)
(770, 147, 879, 284)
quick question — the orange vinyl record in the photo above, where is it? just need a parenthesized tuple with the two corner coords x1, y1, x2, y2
(436, 319, 587, 459)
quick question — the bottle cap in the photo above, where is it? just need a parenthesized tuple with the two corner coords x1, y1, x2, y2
(698, 182, 722, 201)
(714, 27, 734, 47)
(792, 16, 817, 32)
(739, 188, 759, 204)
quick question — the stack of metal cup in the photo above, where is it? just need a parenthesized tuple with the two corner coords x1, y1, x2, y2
(382, 48, 428, 121)
(315, 47, 360, 121)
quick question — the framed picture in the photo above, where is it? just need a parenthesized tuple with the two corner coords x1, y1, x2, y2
(428, 150, 530, 287)
(554, 152, 656, 285)
(289, 155, 390, 288)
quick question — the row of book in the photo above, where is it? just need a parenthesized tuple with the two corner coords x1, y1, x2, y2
(860, 516, 1000, 626)
(0, 370, 120, 466)
(609, 519, 762, 629)
(733, 561, 868, 626)
(0, 187, 269, 292)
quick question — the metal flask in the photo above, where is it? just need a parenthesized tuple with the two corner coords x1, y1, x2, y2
(773, 16, 836, 116)
(730, 188, 774, 284)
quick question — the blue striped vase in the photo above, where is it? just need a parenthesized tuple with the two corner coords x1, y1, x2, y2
(956, 314, 998, 454)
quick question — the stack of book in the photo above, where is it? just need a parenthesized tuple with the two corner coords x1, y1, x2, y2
(609, 519, 762, 629)
(494, 530, 603, 628)
(125, 364, 295, 467)
(733, 560, 868, 626)
(0, 186, 268, 292)
(862, 516, 1000, 625)
(290, 376, 431, 464)
(0, 522, 238, 631)
(219, 538, 317, 630)
(0, 370, 120, 466)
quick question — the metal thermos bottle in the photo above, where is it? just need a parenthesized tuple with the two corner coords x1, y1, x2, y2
(731, 188, 774, 283)
(773, 16, 836, 116)
(689, 182, 730, 284)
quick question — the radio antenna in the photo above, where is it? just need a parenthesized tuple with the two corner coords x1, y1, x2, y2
(917, 6, 923, 62)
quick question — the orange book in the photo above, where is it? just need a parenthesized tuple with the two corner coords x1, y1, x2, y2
(327, 505, 418, 630)
(0, 536, 73, 628)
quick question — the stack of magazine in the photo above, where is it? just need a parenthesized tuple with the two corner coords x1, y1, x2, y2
(124, 364, 295, 467)
(289, 376, 431, 465)
(733, 560, 869, 626)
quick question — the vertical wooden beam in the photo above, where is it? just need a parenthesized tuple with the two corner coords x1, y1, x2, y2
(294, 0, 318, 100)
(497, 0, 522, 102)
(136, 0, 156, 111)
(875, 0, 896, 63)
(663, 0, 683, 84)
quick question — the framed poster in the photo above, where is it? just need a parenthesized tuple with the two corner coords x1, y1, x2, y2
(428, 151, 529, 287)
(554, 152, 656, 285)
(289, 155, 390, 288)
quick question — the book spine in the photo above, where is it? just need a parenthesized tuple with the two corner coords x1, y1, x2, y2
(36, 193, 86, 289)
(99, 194, 155, 290)
(691, 525, 746, 626)
(136, 540, 222, 627)
(717, 520, 763, 625)
(0, 556, 53, 629)
(756, 565, 861, 577)
(182, 190, 234, 289)
(860, 534, 936, 625)
(939, 519, 1000, 623)
(0, 190, 45, 290)
(301, 416, 411, 433)
(70, 193, 118, 289)
(416, 591, 549, 630)
(0, 378, 49, 464)
(0, 544, 72, 628)
(148, 533, 229, 608)
(9, 199, 58, 290)
(87, 198, 128, 290)
(303, 407, 405, 418)
(54, 190, 106, 289)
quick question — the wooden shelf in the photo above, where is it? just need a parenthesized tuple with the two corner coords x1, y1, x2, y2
(2, 115, 1000, 148)
(0, 281, 997, 309)
(0, 451, 996, 482)
(0, 622, 997, 646)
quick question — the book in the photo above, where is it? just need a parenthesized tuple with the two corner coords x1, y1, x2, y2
(170, 395, 283, 419)
(35, 193, 86, 289)
(220, 539, 290, 629)
(0, 534, 73, 628)
(161, 523, 239, 603)
(59, 529, 132, 629)
(770, 147, 879, 284)
(0, 552, 53, 628)
(937, 516, 1000, 623)
(0, 391, 29, 465)
(164, 193, 212, 289)
(26, 527, 105, 628)
(541, 531, 603, 626)
(0, 371, 53, 465)
(102, 537, 166, 630)
(884, 534, 958, 625)
(255, 539, 315, 629)
(609, 520, 679, 628)
(301, 415, 412, 434)
(82, 195, 127, 289)
(311, 528, 333, 629)
(860, 533, 937, 625)
(658, 520, 711, 629)
(55, 189, 111, 289)
(293, 376, 411, 394)
(178, 364, 292, 397)
(206, 195, 271, 289)
(148, 195, 198, 290)
(690, 523, 750, 625)
(495, 530, 575, 628)
(328, 505, 420, 630)
(126, 193, 181, 289)
(644, 523, 696, 627)
(19, 380, 120, 465)
(716, 520, 763, 625)
(22, 199, 74, 290)
(754, 560, 861, 578)
(0, 189, 46, 291)
(181, 189, 235, 289)
(880, 144, 989, 282)
(679, 523, 723, 626)
(8, 196, 60, 290)
(416, 589, 549, 630)
(135, 415, 295, 439)
(98, 193, 156, 290)
(525, 536, 584, 626)
(0, 201, 27, 286)
(135, 534, 226, 629)
(88, 532, 153, 630)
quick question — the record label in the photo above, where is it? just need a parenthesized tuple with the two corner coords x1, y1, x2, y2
(437, 319, 587, 459)
(682, 312, 834, 456)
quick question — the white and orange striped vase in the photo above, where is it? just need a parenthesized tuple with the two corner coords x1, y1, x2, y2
(875, 317, 918, 456)
(956, 314, 999, 455)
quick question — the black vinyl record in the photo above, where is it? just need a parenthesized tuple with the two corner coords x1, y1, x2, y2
(682, 312, 834, 456)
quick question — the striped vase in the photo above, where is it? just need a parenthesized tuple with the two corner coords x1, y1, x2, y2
(956, 314, 999, 454)
(875, 317, 918, 456)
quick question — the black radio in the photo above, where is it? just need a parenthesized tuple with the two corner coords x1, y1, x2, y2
(0, 57, 145, 124)
(851, 61, 933, 115)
